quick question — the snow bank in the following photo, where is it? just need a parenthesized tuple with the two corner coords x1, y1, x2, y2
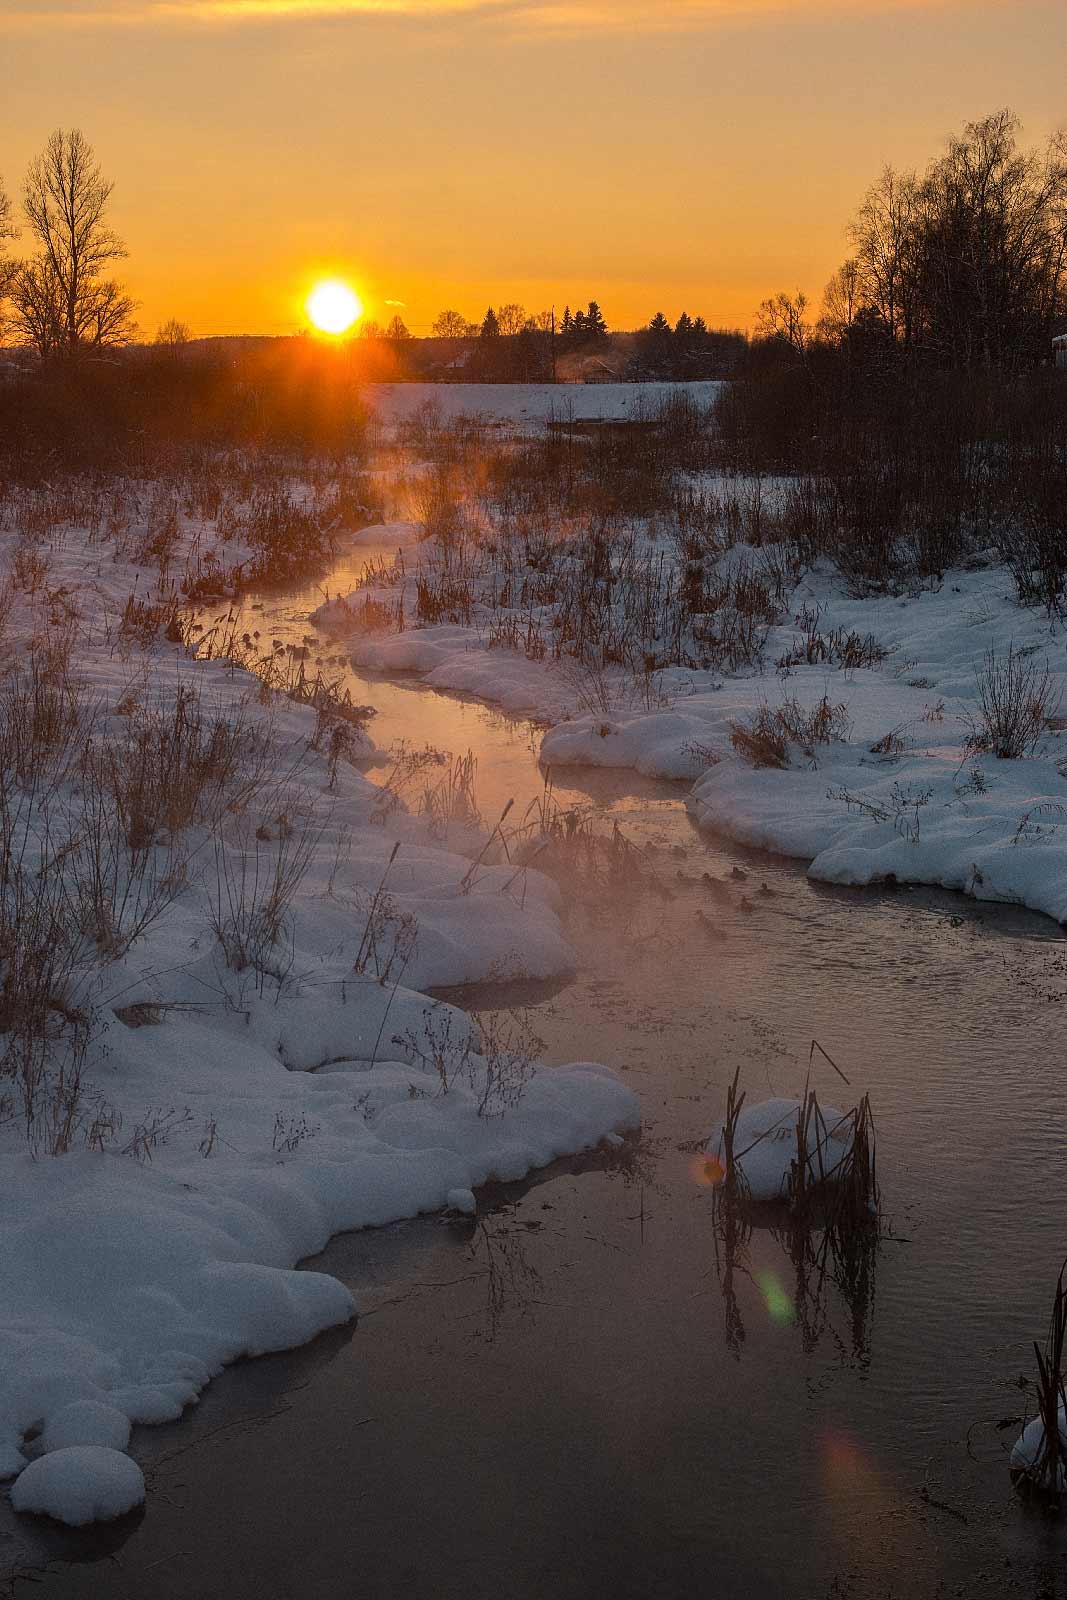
(10, 1448, 145, 1526)
(1, 1015, 637, 1521)
(323, 541, 1067, 925)
(706, 1098, 851, 1202)
(0, 495, 640, 1525)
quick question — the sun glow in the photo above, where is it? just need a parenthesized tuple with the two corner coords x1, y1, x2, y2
(306, 279, 362, 335)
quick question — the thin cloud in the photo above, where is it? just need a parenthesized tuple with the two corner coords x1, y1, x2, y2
(1, 0, 1010, 30)
(384, 298, 407, 306)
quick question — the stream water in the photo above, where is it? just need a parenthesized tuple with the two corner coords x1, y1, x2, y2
(6, 537, 1067, 1599)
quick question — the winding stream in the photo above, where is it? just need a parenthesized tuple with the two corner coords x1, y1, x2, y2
(7, 538, 1067, 1599)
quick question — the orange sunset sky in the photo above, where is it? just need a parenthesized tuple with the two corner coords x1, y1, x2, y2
(1, 0, 1064, 339)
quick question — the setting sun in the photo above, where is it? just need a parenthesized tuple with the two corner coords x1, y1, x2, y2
(306, 279, 362, 335)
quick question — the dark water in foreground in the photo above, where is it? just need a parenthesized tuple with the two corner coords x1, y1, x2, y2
(6, 547, 1067, 1599)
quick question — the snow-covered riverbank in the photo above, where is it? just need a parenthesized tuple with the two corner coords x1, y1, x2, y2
(0, 481, 637, 1525)
(324, 537, 1067, 926)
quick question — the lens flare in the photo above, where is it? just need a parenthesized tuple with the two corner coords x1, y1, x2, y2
(756, 1270, 796, 1326)
(306, 279, 362, 335)
(692, 1154, 725, 1187)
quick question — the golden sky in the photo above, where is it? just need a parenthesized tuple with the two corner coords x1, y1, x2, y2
(1, 0, 1063, 337)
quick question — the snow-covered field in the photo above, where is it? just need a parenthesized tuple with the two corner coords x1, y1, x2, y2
(366, 380, 723, 427)
(0, 485, 638, 1525)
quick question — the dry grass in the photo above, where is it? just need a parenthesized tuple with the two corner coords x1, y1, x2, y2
(967, 643, 1060, 760)
(730, 694, 851, 769)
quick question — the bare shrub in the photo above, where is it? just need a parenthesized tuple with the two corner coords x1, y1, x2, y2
(410, 467, 468, 549)
(730, 694, 851, 769)
(243, 488, 338, 585)
(0, 841, 95, 1153)
(830, 780, 932, 843)
(777, 604, 889, 673)
(369, 742, 448, 824)
(0, 635, 89, 793)
(391, 1003, 541, 1117)
(352, 843, 419, 986)
(209, 803, 322, 984)
(86, 687, 269, 850)
(418, 750, 482, 841)
(966, 643, 1060, 759)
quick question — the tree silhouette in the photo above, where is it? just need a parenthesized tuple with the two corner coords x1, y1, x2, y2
(14, 129, 135, 356)
(0, 175, 16, 338)
(495, 302, 526, 336)
(432, 308, 468, 339)
(584, 300, 608, 340)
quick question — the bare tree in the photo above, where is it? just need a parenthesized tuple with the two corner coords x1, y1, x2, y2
(431, 308, 469, 339)
(155, 317, 191, 346)
(8, 257, 64, 356)
(386, 314, 410, 341)
(849, 164, 923, 350)
(495, 302, 526, 336)
(818, 258, 861, 342)
(846, 112, 1067, 366)
(756, 290, 810, 356)
(14, 128, 136, 356)
(0, 176, 16, 338)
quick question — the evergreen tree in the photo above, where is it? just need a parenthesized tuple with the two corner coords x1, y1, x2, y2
(480, 306, 500, 338)
(585, 300, 608, 340)
(674, 311, 693, 342)
(639, 312, 674, 379)
(560, 305, 573, 337)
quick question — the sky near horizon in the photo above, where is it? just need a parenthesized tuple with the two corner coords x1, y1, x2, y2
(0, 0, 1063, 339)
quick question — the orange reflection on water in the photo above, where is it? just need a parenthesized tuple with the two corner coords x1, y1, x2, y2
(692, 1153, 725, 1187)
(819, 1425, 897, 1564)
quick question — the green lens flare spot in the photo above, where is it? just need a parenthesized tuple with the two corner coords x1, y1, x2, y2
(757, 1270, 796, 1326)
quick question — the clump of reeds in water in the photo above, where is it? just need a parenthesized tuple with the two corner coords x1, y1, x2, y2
(508, 768, 661, 904)
(714, 1051, 879, 1227)
(710, 1053, 881, 1362)
(1011, 1262, 1067, 1504)
(788, 1083, 879, 1233)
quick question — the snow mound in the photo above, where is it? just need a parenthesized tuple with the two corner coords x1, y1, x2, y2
(706, 1097, 851, 1202)
(446, 1187, 477, 1214)
(42, 1401, 131, 1453)
(1011, 1408, 1067, 1490)
(10, 1447, 145, 1526)
(0, 1444, 27, 1480)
